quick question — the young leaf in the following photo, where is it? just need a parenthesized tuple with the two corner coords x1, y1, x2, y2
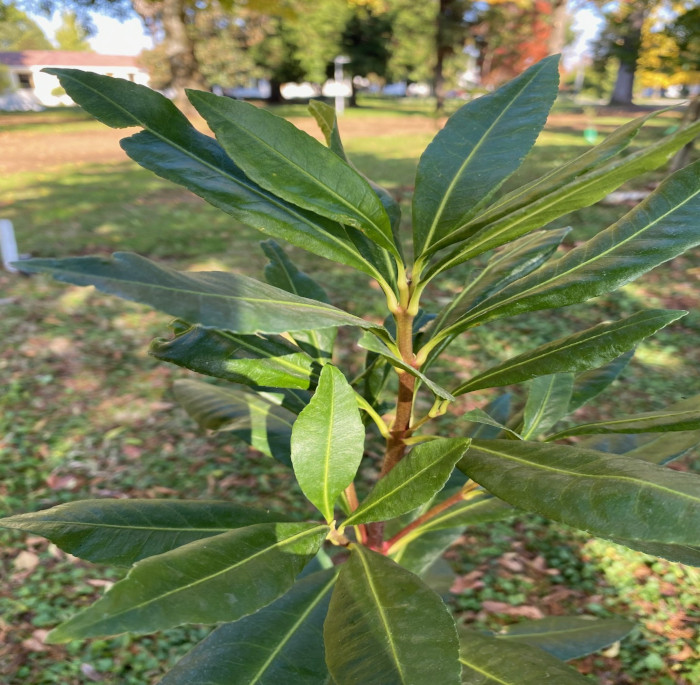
(324, 544, 461, 685)
(290, 365, 365, 522)
(458, 439, 700, 547)
(150, 323, 319, 390)
(493, 616, 635, 662)
(161, 569, 337, 685)
(442, 159, 700, 332)
(47, 522, 328, 642)
(19, 253, 380, 335)
(452, 310, 685, 395)
(0, 499, 289, 566)
(568, 349, 635, 412)
(358, 331, 455, 401)
(548, 394, 700, 440)
(463, 395, 513, 439)
(459, 631, 592, 684)
(173, 379, 296, 465)
(428, 118, 700, 277)
(461, 408, 521, 438)
(45, 68, 390, 285)
(188, 91, 400, 258)
(521, 374, 574, 439)
(412, 55, 560, 258)
(344, 438, 470, 526)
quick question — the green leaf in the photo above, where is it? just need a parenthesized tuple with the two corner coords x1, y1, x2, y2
(459, 631, 591, 684)
(429, 117, 700, 276)
(493, 616, 635, 661)
(150, 323, 319, 390)
(577, 428, 700, 466)
(308, 99, 402, 233)
(389, 494, 515, 553)
(390, 527, 466, 576)
(453, 310, 685, 395)
(463, 395, 513, 439)
(173, 379, 296, 465)
(568, 350, 635, 412)
(344, 438, 470, 526)
(461, 409, 521, 439)
(188, 91, 399, 258)
(47, 522, 328, 642)
(458, 439, 700, 547)
(161, 569, 337, 685)
(442, 160, 700, 331)
(261, 240, 337, 362)
(521, 374, 574, 439)
(45, 68, 389, 285)
(324, 544, 460, 685)
(20, 253, 379, 336)
(607, 538, 700, 566)
(429, 227, 570, 337)
(358, 331, 455, 401)
(412, 55, 559, 258)
(291, 365, 365, 522)
(0, 499, 288, 566)
(548, 394, 700, 440)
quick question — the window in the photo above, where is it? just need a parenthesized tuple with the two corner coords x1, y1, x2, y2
(17, 72, 33, 89)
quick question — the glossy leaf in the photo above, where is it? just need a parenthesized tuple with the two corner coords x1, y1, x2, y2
(568, 349, 634, 412)
(461, 409, 520, 439)
(390, 494, 515, 552)
(150, 323, 318, 390)
(20, 253, 380, 335)
(577, 429, 700, 466)
(459, 631, 591, 684)
(443, 160, 700, 332)
(521, 374, 574, 439)
(412, 55, 559, 257)
(430, 227, 570, 336)
(430, 118, 700, 276)
(344, 438, 470, 526)
(309, 99, 402, 233)
(161, 569, 336, 685)
(454, 310, 685, 394)
(47, 522, 329, 642)
(459, 439, 700, 547)
(261, 240, 337, 361)
(463, 395, 512, 439)
(0, 499, 288, 566)
(494, 616, 634, 661)
(45, 68, 389, 285)
(358, 331, 455, 401)
(188, 91, 399, 258)
(324, 544, 460, 685)
(291, 365, 365, 522)
(173, 379, 296, 465)
(548, 394, 700, 440)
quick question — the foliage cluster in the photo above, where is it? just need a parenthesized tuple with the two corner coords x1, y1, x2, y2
(2, 56, 700, 683)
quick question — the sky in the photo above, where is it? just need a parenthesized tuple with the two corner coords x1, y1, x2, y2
(29, 4, 603, 60)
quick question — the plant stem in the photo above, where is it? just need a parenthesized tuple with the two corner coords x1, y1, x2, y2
(385, 481, 480, 553)
(344, 483, 367, 544)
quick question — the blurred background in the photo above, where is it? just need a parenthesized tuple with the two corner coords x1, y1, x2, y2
(1, 1, 699, 684)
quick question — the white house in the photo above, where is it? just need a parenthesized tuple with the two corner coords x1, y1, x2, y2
(0, 50, 150, 111)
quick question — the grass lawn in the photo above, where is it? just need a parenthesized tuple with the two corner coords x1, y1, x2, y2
(1, 98, 699, 684)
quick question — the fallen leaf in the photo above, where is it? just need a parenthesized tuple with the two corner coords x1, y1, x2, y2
(14, 550, 40, 572)
(480, 601, 544, 620)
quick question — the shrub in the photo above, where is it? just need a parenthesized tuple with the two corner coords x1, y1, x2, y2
(2, 55, 700, 684)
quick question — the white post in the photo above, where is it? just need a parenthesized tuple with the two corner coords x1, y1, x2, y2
(333, 55, 351, 116)
(0, 219, 19, 273)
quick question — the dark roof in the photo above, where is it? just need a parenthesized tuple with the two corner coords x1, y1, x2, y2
(0, 51, 143, 68)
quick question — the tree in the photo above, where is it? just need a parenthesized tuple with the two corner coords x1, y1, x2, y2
(55, 10, 90, 50)
(0, 3, 54, 49)
(3, 57, 700, 683)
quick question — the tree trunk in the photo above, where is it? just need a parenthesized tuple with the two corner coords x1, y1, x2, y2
(434, 0, 450, 114)
(608, 2, 649, 107)
(268, 79, 283, 104)
(160, 0, 207, 114)
(547, 0, 568, 55)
